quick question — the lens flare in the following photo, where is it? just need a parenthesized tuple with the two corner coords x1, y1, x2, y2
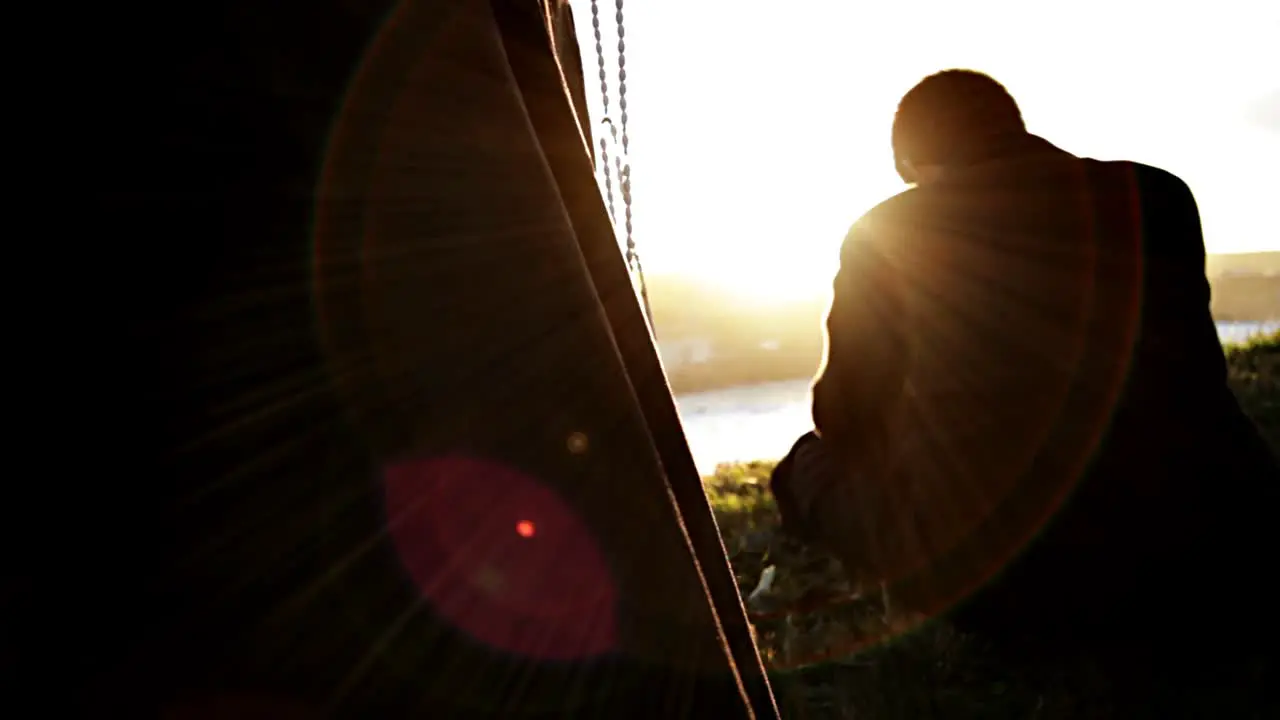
(383, 455, 617, 660)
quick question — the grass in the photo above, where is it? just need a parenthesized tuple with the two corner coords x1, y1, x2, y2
(704, 330, 1280, 718)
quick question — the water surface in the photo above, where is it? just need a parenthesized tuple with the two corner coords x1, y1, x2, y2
(674, 321, 1277, 474)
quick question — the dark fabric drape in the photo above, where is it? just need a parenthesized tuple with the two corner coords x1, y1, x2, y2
(496, 2, 779, 716)
(14, 0, 775, 717)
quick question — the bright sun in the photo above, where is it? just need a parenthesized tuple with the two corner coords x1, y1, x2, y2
(681, 248, 833, 307)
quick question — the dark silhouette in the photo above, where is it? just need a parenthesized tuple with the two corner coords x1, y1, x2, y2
(772, 70, 1280, 709)
(16, 1, 775, 717)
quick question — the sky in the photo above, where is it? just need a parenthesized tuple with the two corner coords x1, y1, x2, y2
(571, 0, 1280, 301)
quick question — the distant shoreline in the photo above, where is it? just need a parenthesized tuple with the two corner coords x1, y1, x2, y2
(648, 266, 1280, 396)
(667, 365, 814, 396)
(665, 319, 1278, 396)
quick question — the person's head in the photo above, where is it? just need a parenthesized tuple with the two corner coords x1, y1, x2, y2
(891, 70, 1027, 185)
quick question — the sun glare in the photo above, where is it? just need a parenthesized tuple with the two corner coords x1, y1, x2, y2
(575, 0, 1280, 306)
(702, 264, 830, 307)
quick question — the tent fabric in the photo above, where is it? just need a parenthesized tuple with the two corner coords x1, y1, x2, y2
(17, 0, 777, 717)
(317, 0, 770, 712)
(500, 2, 779, 713)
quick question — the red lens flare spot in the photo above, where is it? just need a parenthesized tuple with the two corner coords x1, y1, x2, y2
(383, 455, 617, 660)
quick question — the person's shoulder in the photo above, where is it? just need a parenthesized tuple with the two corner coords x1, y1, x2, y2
(864, 187, 924, 225)
(842, 188, 921, 246)
(1086, 158, 1197, 204)
(834, 189, 922, 269)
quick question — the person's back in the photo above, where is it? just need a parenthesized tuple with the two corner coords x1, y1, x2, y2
(777, 70, 1280, 694)
(881, 148, 1276, 638)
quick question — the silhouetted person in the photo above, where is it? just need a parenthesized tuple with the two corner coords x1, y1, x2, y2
(771, 69, 1280, 707)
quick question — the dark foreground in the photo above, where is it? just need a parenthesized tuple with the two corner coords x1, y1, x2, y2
(706, 331, 1280, 718)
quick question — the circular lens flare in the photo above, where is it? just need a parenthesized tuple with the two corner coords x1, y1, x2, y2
(383, 455, 617, 660)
